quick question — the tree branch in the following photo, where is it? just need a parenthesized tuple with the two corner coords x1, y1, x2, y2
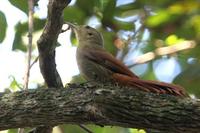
(0, 83, 199, 133)
(37, 0, 71, 88)
(36, 0, 71, 132)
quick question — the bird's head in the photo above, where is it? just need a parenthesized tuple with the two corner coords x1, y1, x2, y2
(66, 22, 104, 48)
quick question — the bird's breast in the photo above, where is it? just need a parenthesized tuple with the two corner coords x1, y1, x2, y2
(76, 49, 112, 82)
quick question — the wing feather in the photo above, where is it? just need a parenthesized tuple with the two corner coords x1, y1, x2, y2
(81, 47, 188, 97)
(83, 48, 139, 78)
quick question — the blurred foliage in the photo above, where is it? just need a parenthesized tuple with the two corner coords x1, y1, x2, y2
(9, 0, 28, 15)
(58, 124, 130, 133)
(0, 11, 7, 43)
(174, 63, 200, 97)
(1, 0, 200, 133)
(8, 76, 23, 91)
(69, 74, 86, 84)
(7, 129, 18, 133)
(6, 128, 31, 133)
(130, 129, 146, 133)
(9, 0, 39, 15)
(165, 34, 184, 46)
(12, 18, 45, 51)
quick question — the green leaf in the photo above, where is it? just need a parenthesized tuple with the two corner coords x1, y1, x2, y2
(12, 21, 29, 51)
(130, 128, 146, 133)
(174, 63, 200, 98)
(8, 128, 31, 133)
(87, 125, 129, 133)
(76, 0, 95, 16)
(146, 10, 171, 27)
(113, 20, 135, 30)
(63, 6, 86, 24)
(9, 76, 23, 91)
(9, 0, 28, 15)
(165, 34, 184, 46)
(141, 62, 157, 80)
(0, 11, 7, 43)
(34, 18, 46, 30)
(70, 32, 78, 46)
(101, 29, 117, 55)
(165, 34, 178, 45)
(12, 30, 27, 51)
(60, 124, 85, 133)
(12, 18, 45, 51)
(69, 74, 86, 84)
(115, 3, 140, 18)
(190, 15, 200, 38)
(7, 129, 18, 133)
(102, 0, 116, 24)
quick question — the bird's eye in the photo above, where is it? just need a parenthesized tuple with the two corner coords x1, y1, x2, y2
(85, 25, 90, 29)
(88, 32, 93, 36)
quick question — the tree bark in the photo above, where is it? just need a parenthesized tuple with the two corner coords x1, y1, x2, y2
(37, 0, 69, 88)
(36, 0, 71, 132)
(0, 83, 199, 133)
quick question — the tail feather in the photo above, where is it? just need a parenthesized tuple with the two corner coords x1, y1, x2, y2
(112, 73, 188, 97)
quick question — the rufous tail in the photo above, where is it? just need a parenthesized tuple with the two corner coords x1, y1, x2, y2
(113, 73, 188, 97)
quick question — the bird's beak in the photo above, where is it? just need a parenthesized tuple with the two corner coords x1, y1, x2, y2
(65, 22, 78, 32)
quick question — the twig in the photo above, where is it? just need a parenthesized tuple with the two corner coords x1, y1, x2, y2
(18, 0, 34, 133)
(78, 124, 94, 133)
(118, 23, 145, 61)
(127, 41, 196, 68)
(24, 0, 34, 90)
(30, 56, 39, 69)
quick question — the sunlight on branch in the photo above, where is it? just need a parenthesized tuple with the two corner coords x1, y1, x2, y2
(156, 41, 196, 55)
(134, 41, 196, 64)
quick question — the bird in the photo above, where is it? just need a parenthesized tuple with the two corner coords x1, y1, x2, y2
(66, 22, 188, 97)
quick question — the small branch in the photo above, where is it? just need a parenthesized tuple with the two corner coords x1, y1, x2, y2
(0, 83, 199, 133)
(37, 0, 70, 88)
(128, 41, 196, 68)
(29, 56, 39, 69)
(19, 0, 34, 133)
(79, 124, 93, 133)
(35, 0, 72, 133)
(24, 0, 34, 90)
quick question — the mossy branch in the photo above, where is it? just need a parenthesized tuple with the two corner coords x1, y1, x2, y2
(0, 83, 199, 133)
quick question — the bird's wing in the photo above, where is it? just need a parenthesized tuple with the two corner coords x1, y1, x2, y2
(112, 73, 188, 97)
(83, 47, 188, 97)
(83, 48, 139, 78)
